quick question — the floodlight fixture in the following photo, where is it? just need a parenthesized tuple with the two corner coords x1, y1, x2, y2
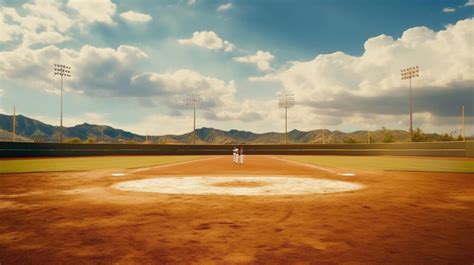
(53, 63, 72, 143)
(400, 66, 420, 142)
(279, 92, 295, 144)
(186, 94, 202, 144)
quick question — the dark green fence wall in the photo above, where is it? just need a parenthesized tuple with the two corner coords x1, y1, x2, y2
(0, 141, 472, 157)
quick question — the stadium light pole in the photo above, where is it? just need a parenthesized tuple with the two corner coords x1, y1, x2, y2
(54, 64, 71, 143)
(461, 105, 465, 141)
(12, 105, 16, 142)
(401, 66, 419, 142)
(186, 94, 202, 144)
(279, 92, 295, 144)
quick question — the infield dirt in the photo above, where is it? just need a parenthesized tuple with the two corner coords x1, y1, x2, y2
(0, 155, 473, 264)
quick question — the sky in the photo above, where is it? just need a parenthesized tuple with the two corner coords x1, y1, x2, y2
(0, 0, 473, 136)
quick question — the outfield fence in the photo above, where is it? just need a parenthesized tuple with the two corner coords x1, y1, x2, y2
(0, 141, 472, 157)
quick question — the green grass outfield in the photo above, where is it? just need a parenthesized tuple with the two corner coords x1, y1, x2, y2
(0, 156, 201, 174)
(281, 156, 474, 173)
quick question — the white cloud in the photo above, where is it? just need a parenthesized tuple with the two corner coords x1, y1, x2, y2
(23, 31, 68, 45)
(23, 0, 74, 32)
(253, 18, 473, 97)
(0, 2, 72, 46)
(178, 31, 235, 52)
(233, 50, 274, 71)
(120, 11, 152, 23)
(0, 0, 117, 47)
(67, 0, 116, 25)
(131, 69, 235, 106)
(465, 0, 474, 6)
(0, 43, 262, 123)
(442, 7, 456, 12)
(251, 18, 474, 132)
(0, 44, 148, 97)
(0, 11, 21, 42)
(217, 3, 233, 12)
(188, 0, 197, 5)
(130, 70, 265, 123)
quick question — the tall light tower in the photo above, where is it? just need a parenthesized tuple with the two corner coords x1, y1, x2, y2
(186, 94, 202, 144)
(12, 105, 16, 142)
(279, 92, 295, 144)
(461, 105, 465, 141)
(54, 64, 71, 143)
(401, 66, 419, 142)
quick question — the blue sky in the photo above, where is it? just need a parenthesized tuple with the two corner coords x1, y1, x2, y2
(0, 0, 472, 135)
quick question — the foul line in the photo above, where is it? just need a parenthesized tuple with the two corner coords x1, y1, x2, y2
(270, 156, 339, 174)
(129, 156, 220, 173)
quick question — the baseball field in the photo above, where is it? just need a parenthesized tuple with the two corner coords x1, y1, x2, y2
(0, 155, 473, 264)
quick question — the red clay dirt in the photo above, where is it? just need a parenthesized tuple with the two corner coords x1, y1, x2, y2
(0, 155, 473, 264)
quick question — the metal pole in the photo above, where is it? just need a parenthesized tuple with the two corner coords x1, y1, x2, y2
(368, 130, 370, 144)
(60, 74, 63, 143)
(409, 77, 413, 142)
(12, 106, 16, 142)
(186, 94, 201, 144)
(401, 66, 418, 142)
(322, 129, 325, 144)
(278, 92, 294, 144)
(462, 105, 465, 141)
(285, 106, 288, 144)
(193, 99, 196, 144)
(54, 64, 71, 143)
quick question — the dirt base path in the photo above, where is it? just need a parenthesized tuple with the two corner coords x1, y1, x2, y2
(0, 155, 473, 264)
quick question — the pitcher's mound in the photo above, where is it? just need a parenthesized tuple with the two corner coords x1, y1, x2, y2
(113, 176, 363, 196)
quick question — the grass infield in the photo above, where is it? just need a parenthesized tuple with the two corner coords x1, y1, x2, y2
(0, 156, 201, 174)
(282, 155, 474, 173)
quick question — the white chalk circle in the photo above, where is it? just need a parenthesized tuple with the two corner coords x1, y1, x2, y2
(113, 176, 363, 196)
(338, 173, 356, 177)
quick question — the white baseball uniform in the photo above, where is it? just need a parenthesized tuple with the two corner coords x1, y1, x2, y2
(233, 148, 238, 163)
(239, 147, 244, 164)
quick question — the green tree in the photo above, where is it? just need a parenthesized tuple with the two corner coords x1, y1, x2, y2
(382, 127, 395, 143)
(65, 137, 81, 143)
(412, 128, 427, 142)
(343, 137, 356, 144)
(439, 133, 454, 141)
(85, 137, 95, 144)
(34, 137, 45, 143)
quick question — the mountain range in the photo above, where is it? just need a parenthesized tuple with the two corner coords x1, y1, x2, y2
(0, 113, 463, 144)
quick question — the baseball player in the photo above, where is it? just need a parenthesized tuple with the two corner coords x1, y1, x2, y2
(239, 146, 244, 164)
(233, 146, 238, 163)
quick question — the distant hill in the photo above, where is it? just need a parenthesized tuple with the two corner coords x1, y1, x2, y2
(153, 127, 409, 144)
(0, 114, 56, 141)
(0, 114, 143, 142)
(0, 129, 32, 142)
(0, 113, 465, 144)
